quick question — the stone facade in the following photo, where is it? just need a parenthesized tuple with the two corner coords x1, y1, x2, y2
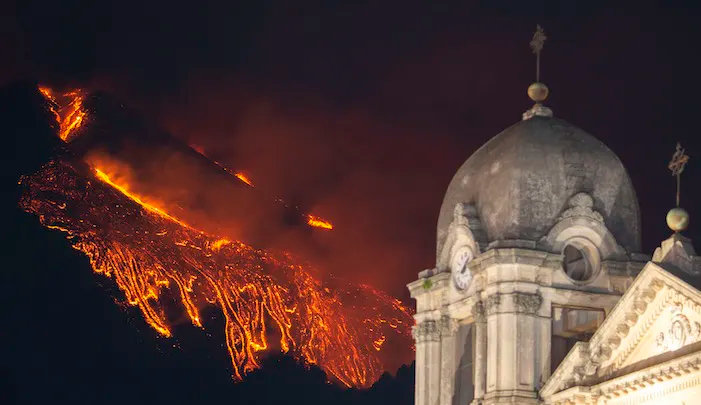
(408, 114, 701, 404)
(540, 258, 701, 404)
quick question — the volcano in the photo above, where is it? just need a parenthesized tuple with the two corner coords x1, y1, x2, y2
(36, 86, 335, 247)
(16, 86, 414, 388)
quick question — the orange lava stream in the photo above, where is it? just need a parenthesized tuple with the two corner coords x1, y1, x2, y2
(188, 144, 335, 232)
(93, 168, 194, 230)
(19, 160, 414, 387)
(234, 172, 254, 187)
(306, 215, 334, 230)
(38, 86, 87, 142)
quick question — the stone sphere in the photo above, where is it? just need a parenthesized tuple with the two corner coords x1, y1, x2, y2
(666, 207, 690, 232)
(528, 82, 549, 102)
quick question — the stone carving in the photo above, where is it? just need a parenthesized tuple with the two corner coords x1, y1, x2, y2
(439, 316, 459, 336)
(583, 359, 599, 376)
(436, 203, 487, 273)
(558, 192, 604, 222)
(522, 103, 553, 120)
(512, 292, 543, 314)
(412, 320, 440, 343)
(656, 313, 701, 352)
(591, 345, 612, 364)
(485, 294, 501, 315)
(413, 318, 462, 343)
(472, 301, 486, 322)
(541, 270, 701, 403)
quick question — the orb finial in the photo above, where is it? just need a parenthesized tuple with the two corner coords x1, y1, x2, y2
(528, 82, 549, 103)
(666, 142, 691, 232)
(523, 25, 552, 120)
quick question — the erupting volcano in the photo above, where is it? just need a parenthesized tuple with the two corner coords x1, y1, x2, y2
(38, 86, 87, 142)
(18, 86, 414, 388)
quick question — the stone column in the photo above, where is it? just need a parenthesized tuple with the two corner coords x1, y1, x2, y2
(483, 292, 543, 405)
(472, 301, 487, 403)
(413, 319, 441, 405)
(512, 292, 544, 397)
(439, 316, 459, 405)
(484, 294, 501, 395)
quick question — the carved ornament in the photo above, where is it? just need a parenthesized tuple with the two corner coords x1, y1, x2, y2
(412, 320, 440, 343)
(512, 292, 543, 314)
(558, 192, 603, 223)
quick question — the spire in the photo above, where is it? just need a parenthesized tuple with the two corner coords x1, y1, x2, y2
(653, 144, 700, 276)
(523, 25, 553, 120)
(666, 143, 690, 233)
(530, 24, 546, 82)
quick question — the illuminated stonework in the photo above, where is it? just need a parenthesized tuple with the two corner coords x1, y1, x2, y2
(408, 110, 701, 404)
(540, 259, 701, 404)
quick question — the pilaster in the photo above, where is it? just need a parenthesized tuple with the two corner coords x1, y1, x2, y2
(472, 301, 487, 404)
(413, 319, 441, 405)
(439, 316, 459, 405)
(484, 291, 543, 405)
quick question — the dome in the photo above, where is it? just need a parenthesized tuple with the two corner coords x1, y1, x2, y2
(437, 116, 641, 259)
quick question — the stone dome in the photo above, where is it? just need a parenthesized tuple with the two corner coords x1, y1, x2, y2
(437, 116, 641, 259)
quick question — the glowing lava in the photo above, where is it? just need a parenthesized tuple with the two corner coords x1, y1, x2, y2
(93, 168, 194, 230)
(234, 172, 254, 187)
(306, 215, 334, 230)
(19, 160, 413, 387)
(38, 86, 87, 142)
(189, 141, 334, 231)
(27, 86, 407, 386)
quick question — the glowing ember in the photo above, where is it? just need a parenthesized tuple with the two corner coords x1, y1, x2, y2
(19, 160, 413, 387)
(234, 172, 254, 187)
(307, 215, 334, 230)
(38, 86, 87, 142)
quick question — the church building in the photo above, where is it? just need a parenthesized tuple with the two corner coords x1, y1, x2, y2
(408, 27, 701, 405)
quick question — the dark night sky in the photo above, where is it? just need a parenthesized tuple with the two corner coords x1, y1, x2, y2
(3, 1, 701, 404)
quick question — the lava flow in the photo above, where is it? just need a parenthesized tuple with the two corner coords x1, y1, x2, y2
(38, 86, 87, 142)
(234, 172, 254, 187)
(191, 146, 335, 231)
(306, 215, 334, 230)
(21, 86, 414, 387)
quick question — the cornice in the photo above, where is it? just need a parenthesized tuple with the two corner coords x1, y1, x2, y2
(547, 350, 701, 405)
(468, 248, 561, 274)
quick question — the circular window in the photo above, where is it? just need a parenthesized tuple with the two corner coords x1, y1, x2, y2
(561, 239, 600, 283)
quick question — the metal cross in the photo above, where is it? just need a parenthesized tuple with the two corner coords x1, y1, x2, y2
(668, 142, 690, 207)
(530, 25, 547, 82)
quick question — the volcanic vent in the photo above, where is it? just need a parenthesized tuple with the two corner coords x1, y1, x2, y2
(18, 86, 414, 388)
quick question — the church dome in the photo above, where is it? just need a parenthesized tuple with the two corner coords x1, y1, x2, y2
(436, 115, 641, 258)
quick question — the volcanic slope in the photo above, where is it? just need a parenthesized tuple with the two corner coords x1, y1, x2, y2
(17, 86, 414, 388)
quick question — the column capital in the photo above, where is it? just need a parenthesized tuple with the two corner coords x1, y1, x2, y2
(485, 294, 501, 315)
(412, 319, 441, 343)
(472, 301, 486, 322)
(439, 315, 459, 336)
(512, 291, 543, 315)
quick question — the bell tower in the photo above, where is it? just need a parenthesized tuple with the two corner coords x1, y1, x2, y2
(408, 27, 648, 405)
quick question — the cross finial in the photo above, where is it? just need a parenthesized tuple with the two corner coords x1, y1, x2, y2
(668, 142, 690, 207)
(530, 25, 547, 82)
(522, 25, 552, 120)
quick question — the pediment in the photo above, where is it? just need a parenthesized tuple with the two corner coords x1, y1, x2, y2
(541, 261, 701, 398)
